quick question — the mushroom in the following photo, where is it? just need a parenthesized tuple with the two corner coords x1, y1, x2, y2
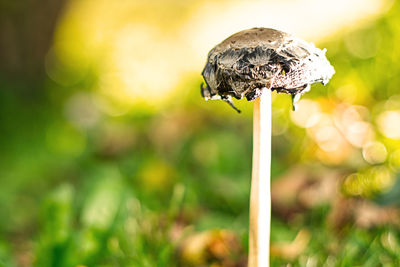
(201, 27, 334, 266)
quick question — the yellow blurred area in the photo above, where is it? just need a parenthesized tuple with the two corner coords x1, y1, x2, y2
(48, 0, 393, 114)
(138, 159, 176, 193)
(290, 99, 384, 165)
(362, 141, 388, 165)
(344, 166, 394, 197)
(377, 110, 400, 139)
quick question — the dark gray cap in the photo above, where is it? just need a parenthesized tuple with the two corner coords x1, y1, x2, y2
(201, 28, 335, 112)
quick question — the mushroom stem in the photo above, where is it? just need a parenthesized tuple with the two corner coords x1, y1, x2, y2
(249, 89, 271, 267)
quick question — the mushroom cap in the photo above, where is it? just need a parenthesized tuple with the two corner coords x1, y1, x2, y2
(201, 27, 335, 104)
(212, 28, 288, 52)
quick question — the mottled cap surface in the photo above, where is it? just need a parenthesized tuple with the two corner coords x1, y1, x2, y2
(201, 27, 335, 111)
(212, 28, 288, 52)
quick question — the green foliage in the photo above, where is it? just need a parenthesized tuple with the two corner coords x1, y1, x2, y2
(1, 1, 400, 266)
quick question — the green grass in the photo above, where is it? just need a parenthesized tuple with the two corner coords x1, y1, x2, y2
(2, 1, 400, 266)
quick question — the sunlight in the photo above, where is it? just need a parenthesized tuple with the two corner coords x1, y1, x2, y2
(51, 0, 392, 109)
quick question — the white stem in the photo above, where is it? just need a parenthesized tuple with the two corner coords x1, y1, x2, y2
(249, 89, 271, 267)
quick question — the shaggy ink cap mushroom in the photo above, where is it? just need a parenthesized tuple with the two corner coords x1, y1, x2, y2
(201, 27, 335, 112)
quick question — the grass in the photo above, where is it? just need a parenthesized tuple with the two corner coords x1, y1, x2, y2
(1, 1, 400, 266)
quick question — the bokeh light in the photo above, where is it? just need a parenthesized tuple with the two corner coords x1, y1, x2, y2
(377, 110, 400, 139)
(362, 141, 388, 164)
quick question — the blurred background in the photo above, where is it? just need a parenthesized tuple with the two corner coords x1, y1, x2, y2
(1, 0, 400, 266)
